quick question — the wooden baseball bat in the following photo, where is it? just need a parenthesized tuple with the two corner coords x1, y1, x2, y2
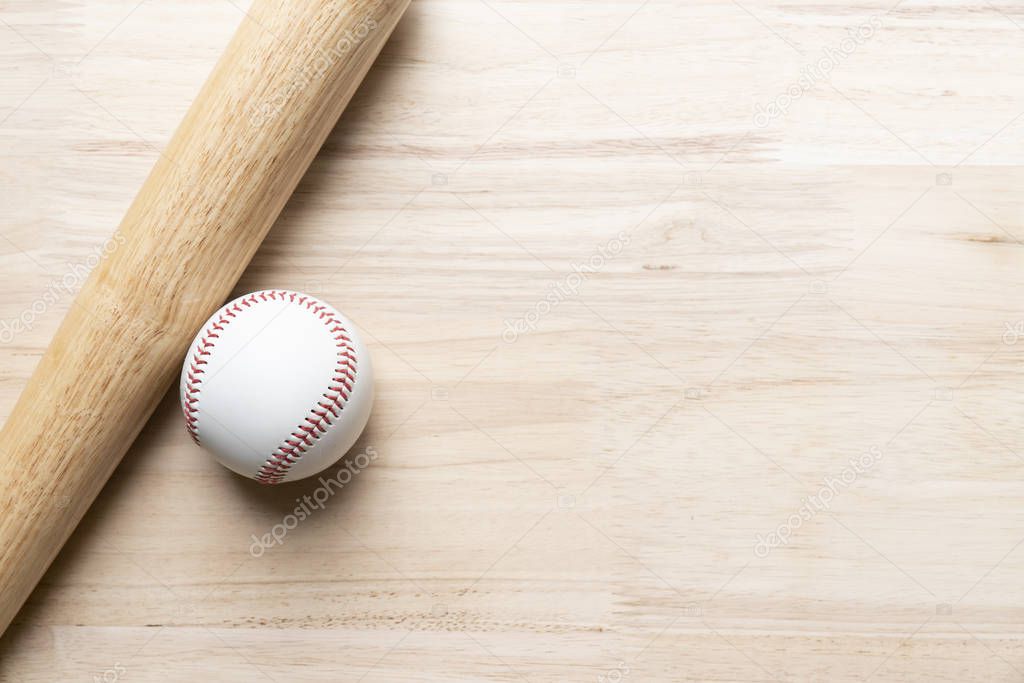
(0, 0, 411, 636)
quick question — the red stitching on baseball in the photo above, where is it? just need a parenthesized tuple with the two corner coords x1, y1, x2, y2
(181, 291, 358, 484)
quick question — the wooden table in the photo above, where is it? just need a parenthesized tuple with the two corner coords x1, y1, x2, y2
(2, 1, 1024, 680)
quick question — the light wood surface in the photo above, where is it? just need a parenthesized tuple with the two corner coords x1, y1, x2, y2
(0, 0, 411, 641)
(2, 0, 1024, 681)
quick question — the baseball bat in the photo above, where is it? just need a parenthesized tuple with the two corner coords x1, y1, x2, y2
(0, 0, 411, 636)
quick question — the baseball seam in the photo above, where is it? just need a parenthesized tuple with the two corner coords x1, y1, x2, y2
(182, 290, 358, 485)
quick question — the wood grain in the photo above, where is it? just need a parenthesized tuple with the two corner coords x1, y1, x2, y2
(0, 0, 410, 640)
(2, 0, 1024, 681)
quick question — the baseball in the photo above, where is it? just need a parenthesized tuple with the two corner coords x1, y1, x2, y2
(179, 290, 374, 484)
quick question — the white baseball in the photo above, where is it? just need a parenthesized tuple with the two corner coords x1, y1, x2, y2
(180, 290, 374, 484)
